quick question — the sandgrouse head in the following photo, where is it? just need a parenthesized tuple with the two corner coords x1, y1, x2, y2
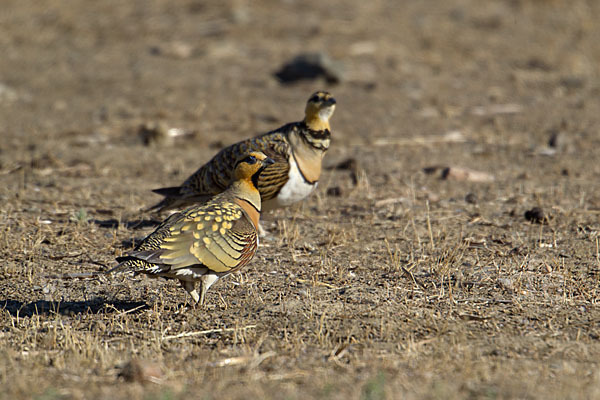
(233, 151, 275, 186)
(304, 91, 336, 129)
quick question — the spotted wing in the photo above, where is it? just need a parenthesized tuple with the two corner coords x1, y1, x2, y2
(151, 201, 258, 273)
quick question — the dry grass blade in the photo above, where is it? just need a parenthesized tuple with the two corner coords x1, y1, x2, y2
(296, 278, 340, 289)
(401, 264, 426, 290)
(385, 239, 426, 290)
(209, 351, 276, 368)
(103, 303, 147, 317)
(373, 130, 466, 146)
(470, 103, 523, 116)
(162, 325, 257, 341)
(44, 272, 101, 279)
(374, 197, 407, 207)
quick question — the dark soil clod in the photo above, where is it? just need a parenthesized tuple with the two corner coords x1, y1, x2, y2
(274, 52, 344, 84)
(326, 186, 342, 197)
(118, 359, 163, 384)
(465, 193, 478, 204)
(330, 158, 358, 171)
(524, 207, 547, 224)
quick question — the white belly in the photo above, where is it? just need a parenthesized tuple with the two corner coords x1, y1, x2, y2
(263, 157, 317, 210)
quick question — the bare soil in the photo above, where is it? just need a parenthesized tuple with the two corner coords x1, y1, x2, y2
(1, 0, 600, 399)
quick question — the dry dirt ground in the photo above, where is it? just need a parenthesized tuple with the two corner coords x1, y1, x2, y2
(1, 0, 600, 399)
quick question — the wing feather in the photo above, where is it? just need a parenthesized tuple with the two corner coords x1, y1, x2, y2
(154, 200, 257, 273)
(178, 128, 294, 203)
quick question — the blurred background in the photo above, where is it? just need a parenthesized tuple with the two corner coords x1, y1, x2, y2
(2, 0, 599, 204)
(2, 0, 598, 154)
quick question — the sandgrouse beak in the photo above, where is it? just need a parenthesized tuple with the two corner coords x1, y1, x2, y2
(263, 157, 275, 166)
(324, 97, 336, 106)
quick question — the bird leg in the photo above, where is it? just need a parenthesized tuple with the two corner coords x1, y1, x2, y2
(200, 273, 219, 306)
(258, 222, 269, 237)
(180, 280, 200, 305)
(199, 289, 206, 307)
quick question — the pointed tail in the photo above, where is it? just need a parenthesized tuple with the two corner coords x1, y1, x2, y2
(105, 257, 135, 274)
(144, 187, 184, 213)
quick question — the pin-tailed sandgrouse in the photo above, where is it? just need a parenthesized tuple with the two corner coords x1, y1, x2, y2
(111, 152, 274, 306)
(148, 91, 336, 215)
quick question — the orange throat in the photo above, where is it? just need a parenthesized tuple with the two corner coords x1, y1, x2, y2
(234, 197, 260, 230)
(304, 115, 330, 132)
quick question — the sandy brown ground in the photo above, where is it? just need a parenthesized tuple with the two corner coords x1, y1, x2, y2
(1, 0, 600, 399)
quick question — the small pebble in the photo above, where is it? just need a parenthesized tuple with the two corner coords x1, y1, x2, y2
(465, 193, 478, 204)
(118, 359, 163, 384)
